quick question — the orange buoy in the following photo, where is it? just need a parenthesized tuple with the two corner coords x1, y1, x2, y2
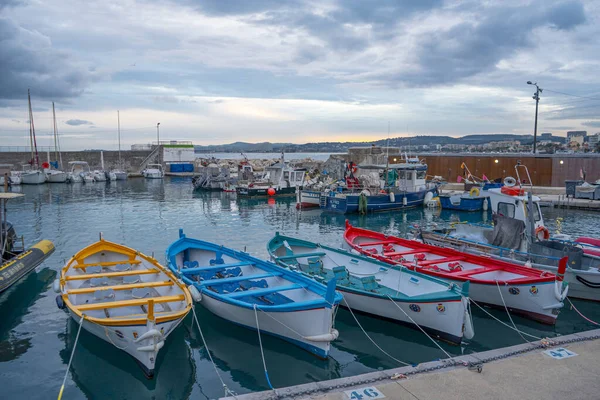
(267, 188, 276, 196)
(42, 162, 50, 169)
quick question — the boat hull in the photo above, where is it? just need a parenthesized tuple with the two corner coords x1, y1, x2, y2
(297, 190, 321, 209)
(46, 171, 68, 183)
(21, 171, 46, 185)
(200, 292, 336, 358)
(237, 185, 299, 197)
(113, 171, 128, 180)
(0, 240, 55, 293)
(340, 289, 465, 344)
(439, 195, 485, 212)
(321, 188, 436, 213)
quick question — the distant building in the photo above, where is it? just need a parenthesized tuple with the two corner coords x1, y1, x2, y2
(131, 143, 152, 151)
(567, 131, 587, 142)
(589, 133, 600, 147)
(540, 133, 552, 140)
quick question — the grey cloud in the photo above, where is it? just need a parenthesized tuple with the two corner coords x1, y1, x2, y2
(182, 0, 296, 15)
(65, 119, 93, 126)
(0, 0, 25, 9)
(582, 121, 600, 128)
(0, 18, 94, 100)
(293, 44, 326, 64)
(546, 1, 586, 30)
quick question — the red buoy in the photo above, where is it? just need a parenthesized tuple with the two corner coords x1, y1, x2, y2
(42, 162, 50, 169)
(267, 188, 276, 196)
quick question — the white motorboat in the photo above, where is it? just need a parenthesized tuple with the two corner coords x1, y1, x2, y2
(143, 164, 164, 179)
(93, 170, 107, 182)
(45, 169, 68, 183)
(112, 171, 127, 180)
(67, 161, 94, 183)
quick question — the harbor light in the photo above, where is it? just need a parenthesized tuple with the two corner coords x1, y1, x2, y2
(393, 158, 397, 162)
(494, 159, 499, 164)
(560, 160, 564, 165)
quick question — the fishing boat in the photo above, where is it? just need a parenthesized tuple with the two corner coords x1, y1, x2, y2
(67, 161, 94, 183)
(236, 153, 305, 197)
(44, 102, 68, 183)
(21, 90, 46, 185)
(438, 189, 488, 212)
(267, 233, 474, 345)
(345, 221, 568, 324)
(111, 111, 128, 180)
(143, 164, 164, 179)
(1, 193, 55, 292)
(420, 165, 600, 302)
(319, 156, 437, 213)
(166, 229, 342, 358)
(54, 237, 193, 377)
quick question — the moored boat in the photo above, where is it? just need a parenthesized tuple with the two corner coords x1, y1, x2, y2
(438, 188, 488, 212)
(67, 161, 94, 183)
(166, 229, 342, 358)
(344, 221, 568, 324)
(267, 233, 474, 345)
(55, 237, 193, 377)
(143, 164, 164, 179)
(236, 153, 305, 197)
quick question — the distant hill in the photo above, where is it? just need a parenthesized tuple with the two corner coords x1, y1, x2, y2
(194, 134, 565, 153)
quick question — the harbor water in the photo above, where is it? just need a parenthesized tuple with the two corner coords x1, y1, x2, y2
(1, 178, 599, 399)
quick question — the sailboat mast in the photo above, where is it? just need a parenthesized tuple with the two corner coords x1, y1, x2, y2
(117, 110, 121, 168)
(28, 90, 40, 169)
(28, 90, 34, 166)
(52, 102, 59, 167)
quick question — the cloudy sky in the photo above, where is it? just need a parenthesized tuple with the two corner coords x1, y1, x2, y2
(1, 0, 599, 150)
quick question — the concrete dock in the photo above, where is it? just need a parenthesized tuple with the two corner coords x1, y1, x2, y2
(224, 329, 600, 400)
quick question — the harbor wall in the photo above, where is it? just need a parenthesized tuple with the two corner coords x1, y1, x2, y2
(403, 153, 600, 187)
(0, 150, 152, 172)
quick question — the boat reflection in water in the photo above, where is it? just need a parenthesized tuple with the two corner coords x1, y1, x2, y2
(60, 317, 194, 400)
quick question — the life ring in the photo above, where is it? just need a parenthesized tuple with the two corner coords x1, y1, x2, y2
(535, 226, 550, 241)
(469, 187, 480, 197)
(504, 177, 517, 187)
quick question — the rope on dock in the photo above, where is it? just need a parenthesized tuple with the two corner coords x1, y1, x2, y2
(58, 314, 85, 400)
(469, 298, 541, 340)
(385, 295, 454, 361)
(567, 297, 600, 326)
(191, 306, 237, 398)
(342, 297, 411, 366)
(495, 281, 532, 344)
(253, 305, 275, 391)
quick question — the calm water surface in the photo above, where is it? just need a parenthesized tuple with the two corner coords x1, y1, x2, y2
(0, 178, 599, 399)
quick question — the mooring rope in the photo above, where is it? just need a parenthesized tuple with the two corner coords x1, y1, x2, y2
(58, 315, 85, 400)
(495, 281, 532, 344)
(253, 305, 275, 391)
(342, 297, 411, 366)
(191, 306, 237, 398)
(385, 295, 454, 360)
(567, 297, 600, 326)
(469, 298, 541, 340)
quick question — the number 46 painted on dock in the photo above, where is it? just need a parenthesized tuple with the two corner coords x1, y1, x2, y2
(344, 386, 385, 399)
(543, 347, 578, 359)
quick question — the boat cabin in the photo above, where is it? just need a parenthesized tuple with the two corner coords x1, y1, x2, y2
(68, 161, 91, 174)
(487, 188, 544, 230)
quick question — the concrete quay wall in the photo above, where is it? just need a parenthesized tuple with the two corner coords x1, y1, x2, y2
(0, 150, 151, 172)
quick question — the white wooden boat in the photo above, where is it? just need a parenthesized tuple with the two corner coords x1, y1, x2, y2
(268, 233, 474, 345)
(55, 237, 193, 377)
(166, 229, 342, 358)
(143, 164, 164, 179)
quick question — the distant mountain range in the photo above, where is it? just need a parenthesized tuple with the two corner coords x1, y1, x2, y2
(194, 134, 566, 153)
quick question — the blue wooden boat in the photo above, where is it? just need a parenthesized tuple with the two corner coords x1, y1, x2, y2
(166, 229, 342, 358)
(438, 193, 487, 212)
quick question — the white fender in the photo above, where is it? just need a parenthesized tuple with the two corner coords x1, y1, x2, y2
(134, 329, 163, 343)
(423, 191, 434, 205)
(53, 279, 61, 293)
(554, 280, 569, 302)
(389, 191, 396, 203)
(137, 340, 164, 352)
(402, 196, 407, 206)
(189, 285, 202, 302)
(483, 198, 488, 211)
(304, 329, 339, 342)
(462, 298, 475, 340)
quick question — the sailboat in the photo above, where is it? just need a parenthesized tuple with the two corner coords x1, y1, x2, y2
(21, 90, 46, 185)
(45, 102, 68, 183)
(111, 111, 127, 180)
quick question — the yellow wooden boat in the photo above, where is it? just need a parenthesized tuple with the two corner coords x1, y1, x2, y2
(55, 237, 193, 378)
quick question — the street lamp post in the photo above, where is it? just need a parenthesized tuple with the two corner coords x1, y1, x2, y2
(527, 81, 542, 154)
(156, 122, 161, 164)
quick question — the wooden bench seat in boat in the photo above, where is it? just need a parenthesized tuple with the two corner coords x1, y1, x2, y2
(357, 240, 397, 247)
(65, 269, 159, 281)
(224, 283, 306, 299)
(276, 252, 326, 261)
(73, 260, 142, 269)
(181, 261, 254, 275)
(450, 267, 497, 277)
(382, 248, 430, 257)
(67, 280, 174, 295)
(201, 272, 282, 286)
(415, 256, 465, 266)
(75, 294, 185, 311)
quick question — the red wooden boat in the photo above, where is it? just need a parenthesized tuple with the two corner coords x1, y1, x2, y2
(344, 221, 568, 324)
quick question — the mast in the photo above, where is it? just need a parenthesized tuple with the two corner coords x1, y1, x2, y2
(52, 102, 59, 168)
(28, 90, 40, 169)
(28, 90, 34, 167)
(117, 110, 121, 169)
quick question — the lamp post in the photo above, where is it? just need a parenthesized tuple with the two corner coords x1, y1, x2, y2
(527, 81, 542, 154)
(156, 122, 161, 164)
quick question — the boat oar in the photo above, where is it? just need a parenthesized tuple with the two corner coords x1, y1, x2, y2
(58, 314, 85, 400)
